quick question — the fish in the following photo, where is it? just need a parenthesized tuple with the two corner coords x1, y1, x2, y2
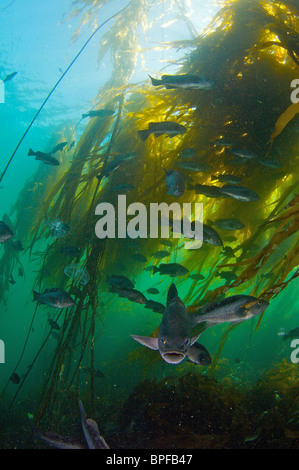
(177, 161, 210, 172)
(11, 239, 24, 251)
(152, 250, 171, 259)
(132, 283, 203, 364)
(149, 74, 214, 90)
(190, 273, 205, 281)
(212, 218, 245, 231)
(81, 367, 105, 379)
(219, 185, 260, 202)
(60, 246, 81, 257)
(0, 221, 13, 243)
(82, 109, 115, 119)
(9, 274, 16, 285)
(18, 266, 24, 277)
(33, 288, 75, 309)
(178, 148, 196, 159)
(111, 287, 148, 305)
(211, 138, 236, 147)
(48, 319, 60, 330)
(216, 271, 238, 283)
(144, 300, 165, 314)
(138, 122, 187, 142)
(107, 275, 134, 290)
(258, 158, 282, 168)
(10, 372, 21, 384)
(190, 295, 269, 326)
(112, 183, 135, 192)
(187, 343, 211, 365)
(153, 263, 189, 277)
(160, 239, 173, 247)
(282, 327, 299, 341)
(146, 287, 160, 295)
(211, 174, 242, 185)
(131, 253, 147, 263)
(230, 149, 258, 159)
(28, 149, 60, 166)
(3, 71, 17, 82)
(203, 224, 223, 246)
(165, 169, 185, 197)
(68, 141, 75, 151)
(51, 142, 67, 154)
(192, 184, 223, 198)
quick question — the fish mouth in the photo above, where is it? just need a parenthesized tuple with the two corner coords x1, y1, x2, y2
(162, 352, 185, 364)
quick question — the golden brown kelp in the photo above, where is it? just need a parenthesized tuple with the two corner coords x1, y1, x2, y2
(6, 0, 299, 430)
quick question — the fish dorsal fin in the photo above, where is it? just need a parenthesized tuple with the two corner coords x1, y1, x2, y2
(167, 283, 178, 306)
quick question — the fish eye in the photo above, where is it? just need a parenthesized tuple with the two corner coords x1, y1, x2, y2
(160, 337, 167, 345)
(185, 338, 190, 347)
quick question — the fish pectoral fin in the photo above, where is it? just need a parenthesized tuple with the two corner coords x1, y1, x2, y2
(131, 335, 159, 350)
(190, 334, 201, 346)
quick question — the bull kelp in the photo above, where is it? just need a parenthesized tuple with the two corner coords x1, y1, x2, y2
(0, 0, 298, 450)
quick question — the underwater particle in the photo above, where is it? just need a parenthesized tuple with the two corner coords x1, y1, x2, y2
(28, 149, 60, 166)
(187, 343, 212, 365)
(33, 288, 75, 309)
(153, 263, 189, 277)
(165, 169, 185, 197)
(82, 109, 115, 119)
(0, 221, 13, 243)
(46, 218, 70, 238)
(64, 264, 90, 286)
(27, 413, 34, 421)
(107, 275, 134, 290)
(219, 185, 260, 202)
(10, 372, 20, 384)
(138, 122, 187, 142)
(146, 287, 160, 295)
(149, 74, 214, 90)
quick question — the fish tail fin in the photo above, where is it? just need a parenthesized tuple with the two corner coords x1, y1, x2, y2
(167, 283, 178, 305)
(138, 129, 150, 142)
(152, 266, 160, 275)
(148, 75, 162, 87)
(33, 290, 39, 302)
(28, 148, 35, 157)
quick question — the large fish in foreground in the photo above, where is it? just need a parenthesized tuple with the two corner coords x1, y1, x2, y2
(132, 283, 204, 365)
(132, 285, 269, 364)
